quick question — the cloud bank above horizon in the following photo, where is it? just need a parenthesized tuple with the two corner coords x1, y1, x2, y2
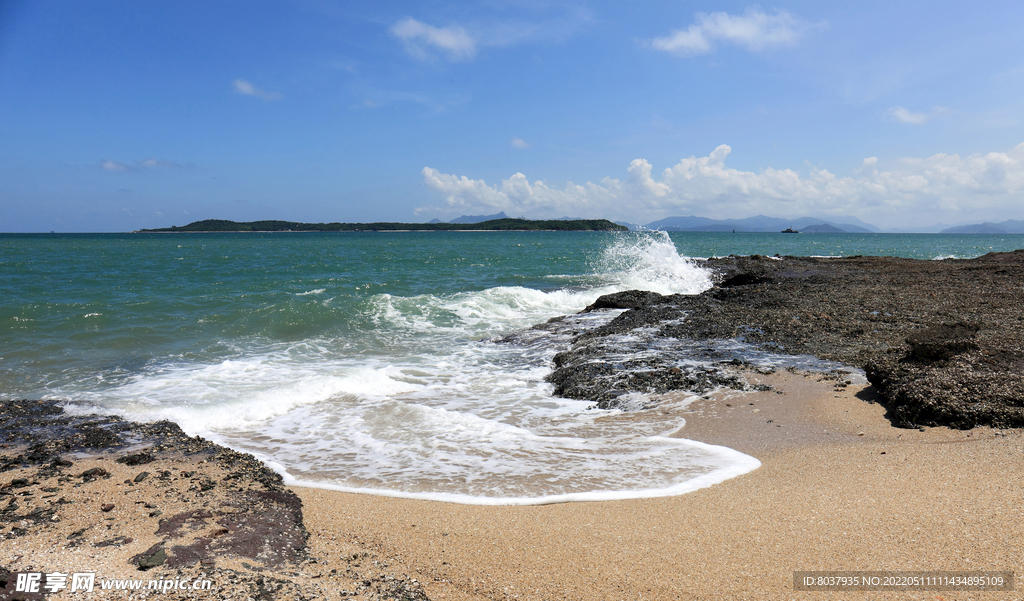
(418, 143, 1024, 228)
(4, 3, 1024, 232)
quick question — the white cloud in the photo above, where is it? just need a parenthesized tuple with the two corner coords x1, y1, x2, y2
(418, 143, 1024, 228)
(139, 158, 185, 169)
(885, 105, 948, 125)
(101, 160, 131, 171)
(390, 17, 476, 62)
(100, 158, 190, 172)
(627, 158, 669, 197)
(510, 137, 529, 149)
(388, 8, 590, 63)
(650, 7, 806, 56)
(233, 79, 282, 101)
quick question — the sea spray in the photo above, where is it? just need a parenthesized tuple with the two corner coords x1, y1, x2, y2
(28, 231, 760, 503)
(597, 230, 713, 294)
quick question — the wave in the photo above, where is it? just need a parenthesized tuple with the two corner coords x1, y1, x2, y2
(56, 231, 761, 504)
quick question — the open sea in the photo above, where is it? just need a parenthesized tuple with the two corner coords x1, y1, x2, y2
(3, 231, 1023, 504)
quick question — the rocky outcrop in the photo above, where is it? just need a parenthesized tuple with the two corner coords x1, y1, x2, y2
(0, 399, 309, 569)
(546, 251, 1024, 429)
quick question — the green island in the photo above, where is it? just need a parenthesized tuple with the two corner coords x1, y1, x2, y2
(137, 218, 627, 233)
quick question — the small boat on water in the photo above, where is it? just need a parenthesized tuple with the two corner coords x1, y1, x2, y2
(781, 227, 799, 233)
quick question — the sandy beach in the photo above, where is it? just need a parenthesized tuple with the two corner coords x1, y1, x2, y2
(2, 369, 1020, 600)
(293, 369, 1023, 600)
(6, 249, 1024, 599)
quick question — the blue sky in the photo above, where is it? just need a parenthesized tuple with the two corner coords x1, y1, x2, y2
(2, 1, 1024, 232)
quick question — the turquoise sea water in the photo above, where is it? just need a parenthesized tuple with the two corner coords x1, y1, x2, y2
(3, 231, 1022, 503)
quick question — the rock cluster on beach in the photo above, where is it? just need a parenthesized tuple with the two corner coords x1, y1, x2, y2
(545, 250, 1024, 429)
(0, 400, 430, 600)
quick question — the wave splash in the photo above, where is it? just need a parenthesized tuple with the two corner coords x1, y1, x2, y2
(61, 232, 761, 504)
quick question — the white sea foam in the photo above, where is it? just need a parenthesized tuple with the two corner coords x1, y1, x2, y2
(598, 231, 712, 295)
(59, 232, 765, 504)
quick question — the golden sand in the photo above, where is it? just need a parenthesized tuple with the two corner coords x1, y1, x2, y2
(296, 370, 1023, 600)
(3, 370, 1020, 600)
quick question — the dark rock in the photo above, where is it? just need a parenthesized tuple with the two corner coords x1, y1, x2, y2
(117, 451, 154, 466)
(133, 471, 149, 483)
(80, 467, 108, 480)
(0, 399, 311, 573)
(907, 323, 980, 361)
(719, 272, 771, 287)
(0, 571, 47, 600)
(530, 252, 1024, 429)
(583, 290, 666, 312)
(135, 545, 167, 570)
(100, 503, 115, 512)
(93, 535, 133, 547)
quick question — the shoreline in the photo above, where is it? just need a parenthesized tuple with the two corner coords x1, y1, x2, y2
(292, 368, 1022, 600)
(8, 367, 1016, 600)
(4, 250, 1023, 599)
(549, 251, 1024, 429)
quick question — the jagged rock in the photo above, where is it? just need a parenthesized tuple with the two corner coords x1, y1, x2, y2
(539, 251, 1024, 428)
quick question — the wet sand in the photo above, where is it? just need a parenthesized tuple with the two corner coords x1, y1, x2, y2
(295, 370, 1023, 600)
(3, 371, 1020, 599)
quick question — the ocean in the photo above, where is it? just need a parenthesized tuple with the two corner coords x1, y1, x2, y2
(3, 231, 1023, 504)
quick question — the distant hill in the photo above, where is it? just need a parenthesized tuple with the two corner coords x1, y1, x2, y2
(449, 211, 509, 224)
(788, 217, 876, 233)
(940, 219, 1024, 234)
(941, 223, 1008, 234)
(645, 214, 878, 233)
(800, 223, 847, 233)
(643, 215, 719, 230)
(137, 218, 627, 233)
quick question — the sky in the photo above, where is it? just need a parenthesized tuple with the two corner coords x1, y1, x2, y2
(2, 1, 1024, 232)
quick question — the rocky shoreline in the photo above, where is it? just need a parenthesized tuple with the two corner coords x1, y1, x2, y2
(0, 401, 429, 600)
(3, 249, 1022, 598)
(546, 249, 1024, 429)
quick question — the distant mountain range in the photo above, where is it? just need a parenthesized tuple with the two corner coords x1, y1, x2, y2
(939, 219, 1024, 234)
(432, 213, 1024, 233)
(799, 223, 847, 233)
(642, 214, 880, 233)
(437, 211, 510, 224)
(437, 212, 589, 224)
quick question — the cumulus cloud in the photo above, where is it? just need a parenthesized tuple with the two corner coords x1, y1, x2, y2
(650, 7, 807, 56)
(390, 17, 476, 62)
(233, 79, 282, 101)
(417, 143, 1024, 228)
(510, 137, 529, 149)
